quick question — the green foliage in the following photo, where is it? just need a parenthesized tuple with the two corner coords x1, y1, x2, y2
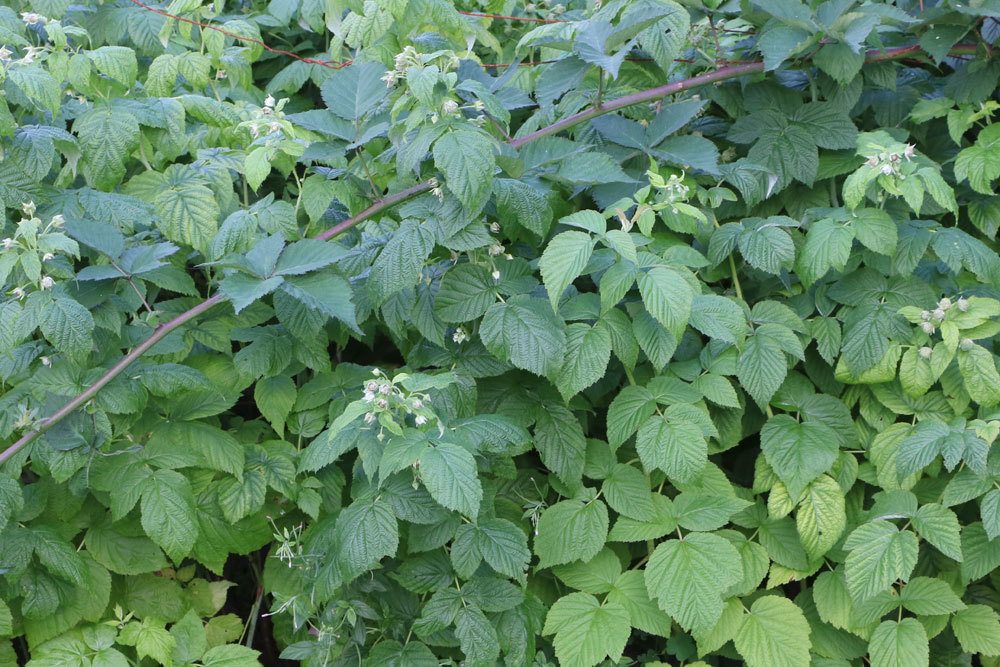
(0, 0, 998, 665)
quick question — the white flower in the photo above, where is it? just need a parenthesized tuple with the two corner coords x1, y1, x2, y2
(939, 297, 952, 310)
(919, 346, 933, 359)
(430, 113, 439, 124)
(920, 310, 931, 321)
(42, 253, 54, 261)
(381, 71, 398, 87)
(921, 321, 935, 334)
(260, 106, 273, 116)
(20, 46, 42, 65)
(21, 12, 45, 25)
(442, 100, 459, 114)
(489, 222, 500, 233)
(264, 94, 276, 108)
(957, 297, 970, 312)
(0, 47, 13, 62)
(376, 398, 388, 409)
(364, 412, 376, 424)
(932, 308, 946, 321)
(11, 287, 25, 300)
(21, 201, 36, 217)
(880, 163, 895, 176)
(50, 214, 64, 227)
(431, 186, 444, 199)
(379, 383, 391, 395)
(865, 155, 879, 168)
(363, 390, 375, 402)
(215, 69, 227, 79)
(472, 100, 485, 111)
(492, 269, 501, 281)
(40, 276, 54, 289)
(415, 415, 427, 426)
(452, 327, 468, 344)
(488, 244, 505, 256)
(40, 356, 51, 367)
(412, 399, 423, 409)
(2, 238, 13, 250)
(903, 144, 916, 160)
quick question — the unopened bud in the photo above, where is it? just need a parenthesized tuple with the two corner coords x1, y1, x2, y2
(932, 308, 946, 321)
(939, 297, 952, 310)
(919, 346, 933, 359)
(960, 338, 975, 351)
(921, 321, 936, 334)
(957, 297, 969, 312)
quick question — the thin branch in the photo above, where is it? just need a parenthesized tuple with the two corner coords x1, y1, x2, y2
(0, 42, 980, 466)
(0, 294, 224, 465)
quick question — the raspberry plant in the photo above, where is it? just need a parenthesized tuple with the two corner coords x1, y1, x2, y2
(0, 0, 999, 665)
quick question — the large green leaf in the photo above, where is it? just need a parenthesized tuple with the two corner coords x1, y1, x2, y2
(644, 532, 741, 632)
(481, 295, 566, 376)
(543, 593, 631, 667)
(433, 129, 496, 212)
(534, 498, 609, 569)
(734, 596, 812, 667)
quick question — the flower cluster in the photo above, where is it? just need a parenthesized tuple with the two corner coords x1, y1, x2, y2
(918, 296, 969, 336)
(648, 169, 691, 214)
(864, 143, 916, 176)
(246, 94, 287, 139)
(361, 369, 436, 431)
(3, 203, 68, 298)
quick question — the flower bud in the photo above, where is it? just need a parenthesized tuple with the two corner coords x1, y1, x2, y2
(42, 252, 54, 261)
(415, 415, 427, 426)
(366, 380, 378, 392)
(961, 338, 975, 351)
(921, 321, 935, 334)
(442, 100, 459, 114)
(919, 346, 933, 359)
(376, 398, 388, 409)
(920, 310, 931, 321)
(50, 214, 64, 227)
(957, 297, 969, 312)
(40, 276, 54, 289)
(932, 308, 946, 321)
(939, 297, 952, 310)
